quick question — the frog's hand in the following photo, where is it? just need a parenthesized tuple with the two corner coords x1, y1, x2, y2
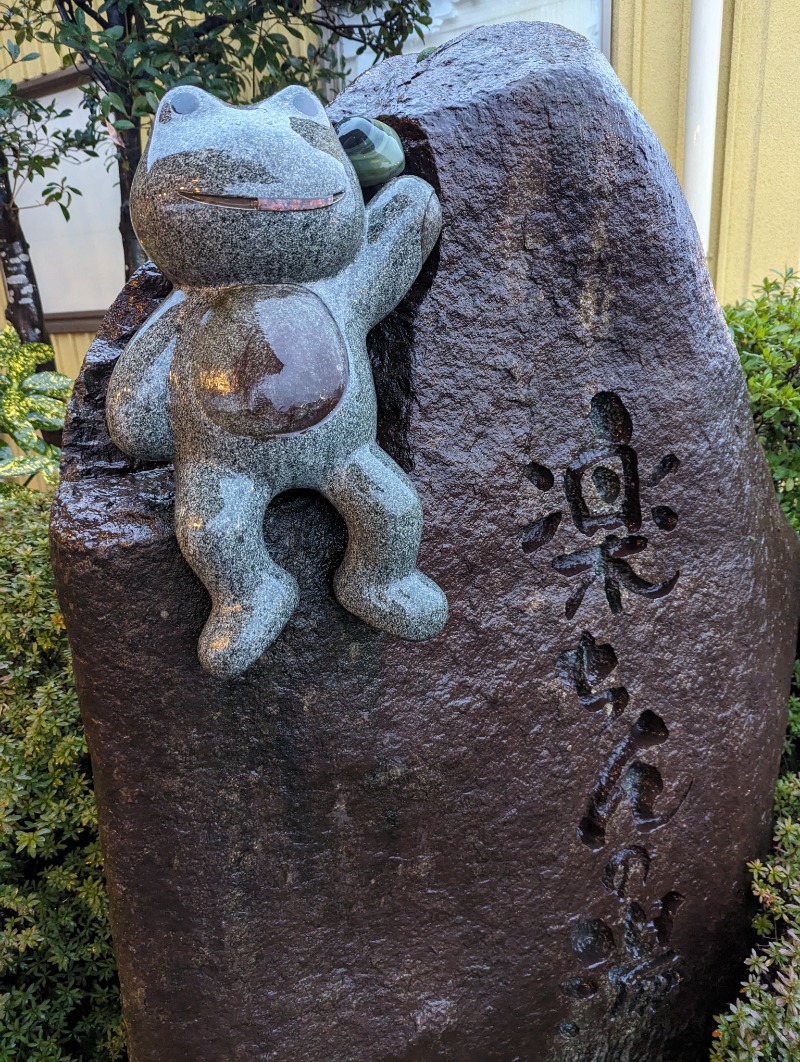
(334, 175, 442, 334)
(106, 288, 185, 461)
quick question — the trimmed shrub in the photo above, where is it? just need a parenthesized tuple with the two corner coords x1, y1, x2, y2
(724, 268, 800, 534)
(0, 485, 124, 1061)
(710, 685, 800, 1061)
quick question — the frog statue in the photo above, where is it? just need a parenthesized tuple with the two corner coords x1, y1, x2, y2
(106, 85, 447, 679)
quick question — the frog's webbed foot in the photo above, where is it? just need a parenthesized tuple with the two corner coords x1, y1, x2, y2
(335, 571, 448, 641)
(197, 568, 298, 679)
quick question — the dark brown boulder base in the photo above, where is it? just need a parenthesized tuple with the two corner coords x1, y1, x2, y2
(51, 23, 799, 1062)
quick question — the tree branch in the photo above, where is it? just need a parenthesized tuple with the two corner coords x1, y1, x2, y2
(53, 0, 121, 95)
(191, 14, 242, 38)
(309, 12, 414, 42)
(71, 0, 111, 30)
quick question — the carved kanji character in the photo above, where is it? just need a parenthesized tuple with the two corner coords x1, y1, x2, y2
(552, 534, 679, 619)
(557, 631, 629, 718)
(579, 711, 691, 852)
(564, 392, 641, 535)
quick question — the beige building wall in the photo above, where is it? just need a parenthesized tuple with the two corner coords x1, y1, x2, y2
(613, 0, 800, 306)
(0, 34, 94, 376)
(714, 1, 800, 304)
(3, 1, 800, 379)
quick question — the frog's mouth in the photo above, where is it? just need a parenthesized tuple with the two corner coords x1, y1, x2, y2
(179, 191, 344, 211)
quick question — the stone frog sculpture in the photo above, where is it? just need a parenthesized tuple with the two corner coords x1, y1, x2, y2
(106, 85, 447, 678)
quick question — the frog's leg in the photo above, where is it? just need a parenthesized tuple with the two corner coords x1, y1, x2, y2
(323, 442, 447, 640)
(175, 461, 299, 678)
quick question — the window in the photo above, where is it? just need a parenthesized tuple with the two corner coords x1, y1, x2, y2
(13, 84, 125, 323)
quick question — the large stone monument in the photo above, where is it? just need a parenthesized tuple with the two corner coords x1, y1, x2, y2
(51, 22, 799, 1062)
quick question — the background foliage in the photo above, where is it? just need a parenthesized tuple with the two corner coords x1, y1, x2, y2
(0, 28, 98, 346)
(0, 324, 71, 483)
(0, 36, 90, 221)
(0, 486, 123, 1061)
(710, 668, 800, 1062)
(725, 268, 800, 533)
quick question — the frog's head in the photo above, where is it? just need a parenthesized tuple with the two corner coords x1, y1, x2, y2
(131, 86, 364, 287)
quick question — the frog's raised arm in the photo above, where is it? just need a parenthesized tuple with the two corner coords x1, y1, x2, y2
(322, 175, 442, 333)
(106, 288, 185, 461)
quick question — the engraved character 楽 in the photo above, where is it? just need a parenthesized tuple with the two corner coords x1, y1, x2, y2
(523, 392, 680, 618)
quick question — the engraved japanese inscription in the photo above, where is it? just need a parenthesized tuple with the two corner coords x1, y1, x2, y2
(525, 392, 691, 1049)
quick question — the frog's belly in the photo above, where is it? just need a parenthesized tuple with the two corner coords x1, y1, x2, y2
(189, 285, 349, 438)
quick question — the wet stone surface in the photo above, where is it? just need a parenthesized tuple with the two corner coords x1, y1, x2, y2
(52, 22, 799, 1062)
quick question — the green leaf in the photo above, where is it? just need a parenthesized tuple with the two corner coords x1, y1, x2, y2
(20, 372, 73, 398)
(0, 454, 46, 480)
(104, 91, 126, 114)
(25, 395, 66, 431)
(0, 485, 125, 1053)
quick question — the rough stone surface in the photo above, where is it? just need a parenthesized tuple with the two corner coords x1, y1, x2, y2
(51, 23, 799, 1062)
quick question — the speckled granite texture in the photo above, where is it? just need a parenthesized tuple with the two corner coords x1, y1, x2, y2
(106, 84, 447, 677)
(51, 23, 799, 1062)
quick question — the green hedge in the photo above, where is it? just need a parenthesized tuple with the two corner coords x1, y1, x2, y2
(710, 669, 800, 1061)
(0, 485, 124, 1061)
(725, 269, 800, 535)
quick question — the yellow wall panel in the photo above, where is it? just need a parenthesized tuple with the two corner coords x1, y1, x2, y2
(612, 0, 693, 177)
(714, 0, 800, 304)
(53, 332, 94, 379)
(613, 0, 800, 305)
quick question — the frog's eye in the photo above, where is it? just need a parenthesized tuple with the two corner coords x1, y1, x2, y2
(159, 90, 202, 121)
(170, 92, 199, 114)
(335, 117, 405, 188)
(285, 88, 326, 118)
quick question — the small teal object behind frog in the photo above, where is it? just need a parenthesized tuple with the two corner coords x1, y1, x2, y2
(106, 85, 447, 679)
(336, 116, 406, 187)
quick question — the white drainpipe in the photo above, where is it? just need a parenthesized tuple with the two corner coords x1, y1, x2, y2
(682, 0, 725, 252)
(601, 0, 612, 60)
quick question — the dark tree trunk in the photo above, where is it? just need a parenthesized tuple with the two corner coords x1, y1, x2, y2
(0, 157, 51, 346)
(118, 122, 146, 279)
(0, 158, 59, 442)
